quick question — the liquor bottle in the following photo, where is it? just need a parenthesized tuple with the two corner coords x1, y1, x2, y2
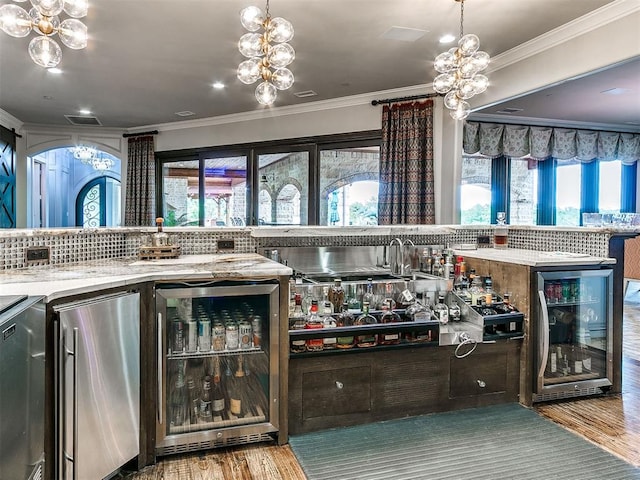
(304, 300, 324, 352)
(290, 293, 307, 353)
(229, 355, 246, 417)
(199, 375, 213, 422)
(321, 304, 338, 350)
(328, 278, 345, 314)
(448, 296, 461, 322)
(469, 273, 485, 306)
(186, 376, 200, 426)
(301, 286, 315, 315)
(151, 216, 169, 246)
(379, 299, 401, 345)
(336, 302, 355, 349)
(433, 294, 449, 324)
(571, 346, 583, 374)
(548, 349, 558, 375)
(484, 276, 494, 305)
(346, 284, 361, 313)
(361, 278, 375, 310)
(170, 372, 187, 427)
(212, 357, 225, 415)
(355, 301, 378, 347)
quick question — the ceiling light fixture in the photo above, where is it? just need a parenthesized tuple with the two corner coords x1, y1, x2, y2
(433, 0, 489, 120)
(0, 0, 88, 68)
(72, 145, 114, 171)
(237, 0, 295, 106)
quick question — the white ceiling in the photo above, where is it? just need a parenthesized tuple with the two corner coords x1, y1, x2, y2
(0, 0, 638, 131)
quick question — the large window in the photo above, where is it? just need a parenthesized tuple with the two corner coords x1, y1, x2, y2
(460, 156, 491, 224)
(599, 160, 622, 214)
(555, 162, 582, 226)
(156, 131, 380, 226)
(319, 145, 380, 226)
(509, 158, 537, 225)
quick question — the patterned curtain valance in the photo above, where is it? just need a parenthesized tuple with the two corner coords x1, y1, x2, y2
(463, 122, 640, 164)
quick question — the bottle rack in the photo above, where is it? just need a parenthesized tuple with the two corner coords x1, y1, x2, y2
(449, 292, 525, 341)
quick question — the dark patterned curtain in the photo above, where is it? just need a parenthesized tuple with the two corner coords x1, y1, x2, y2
(124, 135, 156, 226)
(378, 100, 435, 225)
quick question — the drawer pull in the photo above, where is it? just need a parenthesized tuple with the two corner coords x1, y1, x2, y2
(477, 380, 486, 388)
(335, 381, 344, 389)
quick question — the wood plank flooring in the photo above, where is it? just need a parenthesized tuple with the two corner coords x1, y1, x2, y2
(125, 290, 640, 479)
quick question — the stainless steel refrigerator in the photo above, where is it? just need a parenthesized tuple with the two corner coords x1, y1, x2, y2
(533, 268, 614, 402)
(0, 295, 45, 480)
(54, 291, 140, 480)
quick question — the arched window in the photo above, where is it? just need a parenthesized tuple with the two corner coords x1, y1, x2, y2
(76, 176, 121, 227)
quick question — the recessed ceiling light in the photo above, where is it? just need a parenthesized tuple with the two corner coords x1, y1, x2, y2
(495, 107, 524, 114)
(212, 82, 225, 90)
(380, 26, 427, 42)
(43, 95, 53, 100)
(48, 68, 62, 74)
(175, 111, 195, 117)
(439, 34, 456, 44)
(79, 109, 91, 115)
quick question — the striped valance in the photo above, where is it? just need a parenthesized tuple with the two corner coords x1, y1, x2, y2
(463, 122, 640, 164)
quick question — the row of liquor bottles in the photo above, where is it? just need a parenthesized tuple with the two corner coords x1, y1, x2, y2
(167, 354, 268, 431)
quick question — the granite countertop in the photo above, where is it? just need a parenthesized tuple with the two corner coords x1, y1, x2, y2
(453, 248, 616, 267)
(0, 254, 292, 302)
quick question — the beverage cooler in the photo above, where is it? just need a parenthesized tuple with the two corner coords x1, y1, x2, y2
(533, 269, 613, 402)
(155, 281, 280, 456)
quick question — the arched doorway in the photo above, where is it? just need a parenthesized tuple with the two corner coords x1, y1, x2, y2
(75, 176, 121, 227)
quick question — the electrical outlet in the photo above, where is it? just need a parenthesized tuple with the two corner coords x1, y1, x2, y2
(477, 235, 491, 245)
(26, 246, 50, 264)
(218, 239, 235, 250)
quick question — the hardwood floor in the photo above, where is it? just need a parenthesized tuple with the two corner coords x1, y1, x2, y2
(126, 290, 640, 479)
(535, 288, 640, 468)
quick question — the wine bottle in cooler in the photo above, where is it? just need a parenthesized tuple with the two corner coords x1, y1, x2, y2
(229, 355, 247, 417)
(212, 356, 225, 416)
(199, 375, 213, 422)
(186, 376, 200, 426)
(170, 372, 187, 428)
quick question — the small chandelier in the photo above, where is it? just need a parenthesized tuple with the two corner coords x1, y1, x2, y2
(73, 145, 114, 171)
(0, 0, 88, 68)
(237, 0, 295, 106)
(433, 0, 489, 120)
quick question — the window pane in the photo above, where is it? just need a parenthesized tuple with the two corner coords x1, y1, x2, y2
(259, 152, 309, 225)
(599, 160, 622, 214)
(203, 156, 247, 226)
(319, 146, 380, 226)
(461, 156, 491, 224)
(162, 159, 199, 226)
(510, 158, 538, 225)
(556, 163, 581, 226)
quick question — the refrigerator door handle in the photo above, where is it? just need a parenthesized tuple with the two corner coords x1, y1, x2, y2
(157, 312, 163, 425)
(61, 327, 79, 480)
(537, 290, 550, 393)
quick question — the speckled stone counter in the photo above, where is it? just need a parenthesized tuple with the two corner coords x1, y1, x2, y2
(0, 254, 292, 301)
(452, 247, 616, 267)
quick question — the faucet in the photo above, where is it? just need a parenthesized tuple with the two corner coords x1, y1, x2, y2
(388, 238, 412, 276)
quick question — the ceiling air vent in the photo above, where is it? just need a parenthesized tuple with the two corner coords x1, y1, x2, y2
(495, 107, 523, 114)
(294, 90, 318, 98)
(65, 114, 102, 126)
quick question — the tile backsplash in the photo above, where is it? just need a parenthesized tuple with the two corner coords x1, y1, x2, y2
(0, 226, 616, 271)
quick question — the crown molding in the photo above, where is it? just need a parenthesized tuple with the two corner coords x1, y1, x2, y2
(489, 0, 640, 72)
(0, 108, 24, 132)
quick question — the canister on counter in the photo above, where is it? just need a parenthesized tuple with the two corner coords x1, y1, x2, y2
(251, 315, 262, 348)
(212, 323, 225, 351)
(225, 323, 239, 350)
(239, 321, 253, 350)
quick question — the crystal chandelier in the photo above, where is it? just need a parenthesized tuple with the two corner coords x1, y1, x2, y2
(0, 0, 88, 68)
(433, 0, 489, 120)
(237, 0, 295, 106)
(73, 145, 114, 171)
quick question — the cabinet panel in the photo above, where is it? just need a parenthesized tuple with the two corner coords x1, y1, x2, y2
(450, 351, 508, 398)
(302, 366, 371, 419)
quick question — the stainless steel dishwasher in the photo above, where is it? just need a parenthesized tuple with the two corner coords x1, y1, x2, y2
(0, 295, 46, 480)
